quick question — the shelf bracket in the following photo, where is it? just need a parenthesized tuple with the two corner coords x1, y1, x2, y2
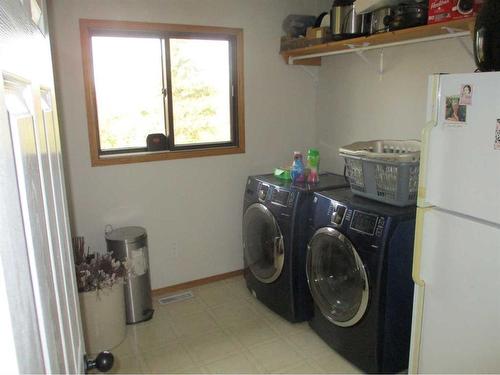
(442, 26, 474, 59)
(379, 49, 384, 81)
(345, 43, 385, 78)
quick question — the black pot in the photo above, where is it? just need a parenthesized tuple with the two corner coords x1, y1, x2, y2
(474, 0, 500, 72)
(389, 3, 428, 31)
(370, 7, 393, 34)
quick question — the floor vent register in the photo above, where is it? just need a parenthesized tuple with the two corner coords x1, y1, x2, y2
(158, 291, 194, 305)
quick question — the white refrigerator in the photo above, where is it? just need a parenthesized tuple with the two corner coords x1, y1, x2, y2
(409, 72, 500, 373)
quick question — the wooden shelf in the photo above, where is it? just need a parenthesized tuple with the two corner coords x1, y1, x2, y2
(280, 18, 475, 66)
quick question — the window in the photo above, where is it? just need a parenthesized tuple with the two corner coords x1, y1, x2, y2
(80, 19, 244, 166)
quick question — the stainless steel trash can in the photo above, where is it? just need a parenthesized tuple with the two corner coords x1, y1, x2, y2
(105, 226, 154, 324)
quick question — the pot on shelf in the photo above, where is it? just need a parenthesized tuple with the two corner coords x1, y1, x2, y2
(389, 3, 428, 31)
(331, 0, 371, 39)
(474, 0, 500, 72)
(369, 6, 393, 34)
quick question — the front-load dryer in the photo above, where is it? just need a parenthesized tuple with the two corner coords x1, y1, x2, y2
(307, 188, 416, 373)
(242, 173, 349, 322)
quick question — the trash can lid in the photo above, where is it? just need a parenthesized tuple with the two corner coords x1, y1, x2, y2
(105, 226, 147, 243)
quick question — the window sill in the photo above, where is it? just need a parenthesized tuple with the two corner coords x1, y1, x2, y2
(91, 144, 245, 167)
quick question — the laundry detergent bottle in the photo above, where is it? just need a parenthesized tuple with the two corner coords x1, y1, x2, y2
(291, 151, 305, 183)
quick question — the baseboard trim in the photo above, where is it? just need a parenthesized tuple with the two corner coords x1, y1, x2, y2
(152, 269, 244, 296)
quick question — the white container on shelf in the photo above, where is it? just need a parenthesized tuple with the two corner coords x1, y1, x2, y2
(356, 0, 400, 14)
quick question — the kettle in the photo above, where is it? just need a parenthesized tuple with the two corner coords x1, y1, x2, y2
(330, 0, 370, 39)
(474, 0, 500, 71)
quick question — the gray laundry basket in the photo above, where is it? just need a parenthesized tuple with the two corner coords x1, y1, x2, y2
(339, 140, 421, 207)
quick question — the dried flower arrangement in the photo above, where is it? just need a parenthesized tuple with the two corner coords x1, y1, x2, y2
(72, 236, 127, 293)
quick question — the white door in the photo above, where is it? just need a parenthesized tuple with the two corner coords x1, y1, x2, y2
(409, 207, 500, 373)
(0, 1, 85, 373)
(419, 73, 500, 224)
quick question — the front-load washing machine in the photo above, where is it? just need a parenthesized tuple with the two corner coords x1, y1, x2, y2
(307, 188, 416, 373)
(242, 173, 349, 322)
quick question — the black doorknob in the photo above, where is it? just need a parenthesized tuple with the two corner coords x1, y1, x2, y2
(85, 351, 114, 373)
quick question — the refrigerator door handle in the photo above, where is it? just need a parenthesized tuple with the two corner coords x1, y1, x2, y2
(417, 75, 440, 208)
(409, 285, 425, 374)
(412, 207, 429, 287)
(409, 206, 432, 374)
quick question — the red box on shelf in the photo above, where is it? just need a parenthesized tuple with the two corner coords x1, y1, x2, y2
(428, 0, 483, 25)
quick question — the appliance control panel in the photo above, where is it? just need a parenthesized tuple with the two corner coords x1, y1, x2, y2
(271, 188, 295, 207)
(375, 217, 385, 237)
(324, 198, 387, 239)
(349, 210, 379, 236)
(258, 183, 270, 202)
(330, 203, 347, 226)
(344, 208, 353, 222)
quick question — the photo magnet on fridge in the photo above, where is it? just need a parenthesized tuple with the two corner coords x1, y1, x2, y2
(444, 95, 467, 125)
(459, 84, 473, 105)
(494, 119, 500, 150)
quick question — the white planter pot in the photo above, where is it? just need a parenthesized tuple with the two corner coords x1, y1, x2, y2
(79, 284, 126, 355)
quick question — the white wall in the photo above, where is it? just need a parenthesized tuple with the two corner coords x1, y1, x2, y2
(48, 0, 325, 289)
(49, 0, 477, 289)
(315, 38, 477, 173)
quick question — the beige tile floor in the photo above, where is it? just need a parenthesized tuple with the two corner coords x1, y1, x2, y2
(109, 275, 362, 374)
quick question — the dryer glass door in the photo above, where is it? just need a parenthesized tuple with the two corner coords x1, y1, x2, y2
(307, 227, 369, 327)
(243, 203, 284, 284)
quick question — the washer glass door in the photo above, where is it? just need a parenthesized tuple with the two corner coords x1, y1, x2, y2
(243, 203, 284, 283)
(307, 227, 369, 327)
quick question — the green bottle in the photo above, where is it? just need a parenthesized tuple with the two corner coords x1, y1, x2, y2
(307, 148, 320, 183)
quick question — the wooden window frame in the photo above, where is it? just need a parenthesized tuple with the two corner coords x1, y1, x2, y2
(79, 19, 245, 167)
